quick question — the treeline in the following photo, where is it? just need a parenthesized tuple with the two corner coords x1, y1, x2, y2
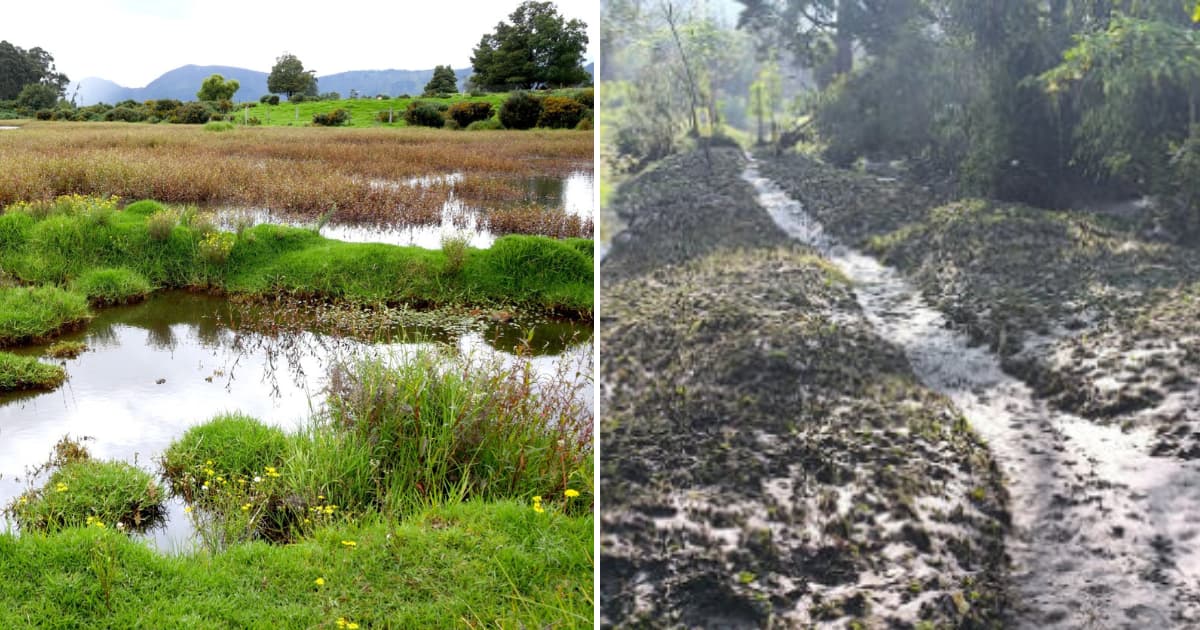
(603, 0, 1200, 240)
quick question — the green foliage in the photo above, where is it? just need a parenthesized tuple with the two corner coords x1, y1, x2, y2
(441, 234, 469, 275)
(0, 286, 91, 346)
(469, 1, 590, 90)
(7, 458, 166, 533)
(0, 351, 65, 392)
(16, 82, 59, 111)
(403, 101, 446, 128)
(499, 91, 543, 130)
(203, 120, 235, 132)
(260, 94, 280, 105)
(199, 231, 235, 265)
(104, 106, 145, 122)
(312, 109, 350, 126)
(161, 413, 290, 500)
(0, 40, 68, 101)
(446, 101, 493, 127)
(268, 52, 317, 100)
(197, 74, 240, 102)
(70, 268, 152, 306)
(537, 95, 587, 129)
(172, 102, 212, 124)
(466, 118, 503, 131)
(423, 65, 459, 96)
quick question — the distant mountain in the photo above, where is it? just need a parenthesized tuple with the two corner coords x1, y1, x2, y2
(71, 62, 595, 106)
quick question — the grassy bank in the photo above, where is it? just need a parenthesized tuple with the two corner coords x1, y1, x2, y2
(0, 285, 91, 346)
(0, 196, 593, 317)
(0, 351, 65, 392)
(1, 345, 594, 627)
(0, 123, 592, 237)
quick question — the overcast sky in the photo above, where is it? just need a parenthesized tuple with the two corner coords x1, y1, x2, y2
(0, 0, 598, 87)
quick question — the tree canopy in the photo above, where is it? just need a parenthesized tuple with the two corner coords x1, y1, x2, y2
(470, 1, 590, 90)
(423, 65, 458, 96)
(0, 41, 68, 102)
(267, 53, 316, 100)
(197, 74, 240, 102)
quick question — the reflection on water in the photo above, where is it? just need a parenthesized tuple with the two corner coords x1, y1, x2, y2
(0, 292, 591, 552)
(212, 171, 594, 248)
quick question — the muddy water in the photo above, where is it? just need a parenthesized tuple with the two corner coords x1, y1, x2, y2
(0, 292, 591, 553)
(743, 158, 1200, 628)
(215, 171, 595, 248)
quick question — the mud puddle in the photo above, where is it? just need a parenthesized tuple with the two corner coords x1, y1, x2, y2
(743, 157, 1200, 627)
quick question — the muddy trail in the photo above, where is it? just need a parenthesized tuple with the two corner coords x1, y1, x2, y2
(601, 149, 1009, 627)
(747, 153, 1200, 627)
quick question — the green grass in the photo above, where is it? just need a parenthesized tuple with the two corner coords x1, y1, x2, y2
(0, 350, 66, 391)
(44, 340, 87, 359)
(160, 413, 291, 502)
(0, 500, 593, 628)
(6, 459, 166, 533)
(70, 268, 153, 306)
(0, 195, 593, 315)
(0, 285, 91, 346)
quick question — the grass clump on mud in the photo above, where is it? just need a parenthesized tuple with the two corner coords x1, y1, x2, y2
(601, 149, 1008, 627)
(5, 438, 165, 533)
(0, 351, 65, 392)
(0, 195, 593, 316)
(0, 285, 91, 346)
(760, 152, 1200, 449)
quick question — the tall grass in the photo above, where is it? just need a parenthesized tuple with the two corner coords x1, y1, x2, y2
(0, 123, 591, 237)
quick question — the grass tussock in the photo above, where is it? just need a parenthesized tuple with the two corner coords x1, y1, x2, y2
(0, 195, 593, 315)
(0, 285, 91, 346)
(5, 438, 166, 533)
(0, 123, 591, 237)
(44, 340, 87, 359)
(0, 350, 66, 391)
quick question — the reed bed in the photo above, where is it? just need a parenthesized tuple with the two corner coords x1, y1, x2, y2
(0, 123, 592, 237)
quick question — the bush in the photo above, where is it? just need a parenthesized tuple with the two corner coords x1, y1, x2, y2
(203, 121, 235, 132)
(199, 231, 235, 265)
(537, 96, 587, 129)
(172, 102, 213, 124)
(70, 268, 153, 306)
(147, 99, 182, 119)
(575, 116, 593, 131)
(570, 88, 594, 110)
(260, 94, 280, 105)
(499, 92, 543, 130)
(375, 110, 400, 123)
(312, 109, 350, 126)
(403, 101, 446, 128)
(442, 234, 469, 275)
(446, 101, 494, 127)
(35, 110, 52, 121)
(105, 106, 146, 122)
(466, 118, 504, 131)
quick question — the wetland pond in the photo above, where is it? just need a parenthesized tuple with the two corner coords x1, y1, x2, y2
(213, 170, 595, 248)
(0, 292, 592, 552)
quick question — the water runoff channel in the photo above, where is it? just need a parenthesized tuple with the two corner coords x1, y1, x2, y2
(741, 155, 1200, 628)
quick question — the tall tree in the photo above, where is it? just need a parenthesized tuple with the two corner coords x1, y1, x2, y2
(197, 74, 240, 102)
(470, 1, 590, 90)
(423, 65, 459, 95)
(267, 53, 316, 100)
(0, 41, 68, 101)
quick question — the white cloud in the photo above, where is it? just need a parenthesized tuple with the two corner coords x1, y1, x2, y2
(1, 0, 598, 87)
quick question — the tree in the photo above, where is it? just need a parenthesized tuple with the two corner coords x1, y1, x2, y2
(197, 74, 240, 102)
(470, 1, 590, 90)
(267, 53, 316, 100)
(423, 65, 459, 95)
(16, 83, 59, 111)
(0, 40, 68, 101)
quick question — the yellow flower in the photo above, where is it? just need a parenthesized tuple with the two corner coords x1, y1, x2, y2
(341, 540, 357, 548)
(336, 619, 347, 629)
(533, 503, 545, 514)
(184, 506, 194, 514)
(532, 495, 542, 503)
(564, 489, 580, 498)
(55, 482, 69, 493)
(241, 503, 252, 512)
(314, 577, 325, 586)
(348, 623, 359, 629)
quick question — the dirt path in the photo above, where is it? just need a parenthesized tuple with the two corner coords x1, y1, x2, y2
(743, 157, 1200, 628)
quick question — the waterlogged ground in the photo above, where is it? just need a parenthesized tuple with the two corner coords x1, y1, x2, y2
(0, 292, 591, 552)
(212, 169, 595, 248)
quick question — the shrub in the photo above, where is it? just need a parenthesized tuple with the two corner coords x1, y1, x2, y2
(403, 101, 446, 128)
(35, 109, 52, 121)
(243, 116, 262, 126)
(537, 96, 587, 129)
(499, 92, 543, 130)
(172, 102, 212, 124)
(70, 268, 153, 306)
(570, 88, 593, 110)
(146, 210, 177, 241)
(105, 106, 146, 122)
(7, 458, 166, 533)
(260, 94, 280, 105)
(446, 101, 494, 127)
(147, 99, 182, 118)
(466, 118, 503, 131)
(312, 109, 350, 126)
(199, 231, 236, 265)
(575, 116, 593, 131)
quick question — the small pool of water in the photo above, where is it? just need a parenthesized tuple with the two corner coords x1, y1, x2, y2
(213, 171, 595, 248)
(0, 292, 591, 552)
